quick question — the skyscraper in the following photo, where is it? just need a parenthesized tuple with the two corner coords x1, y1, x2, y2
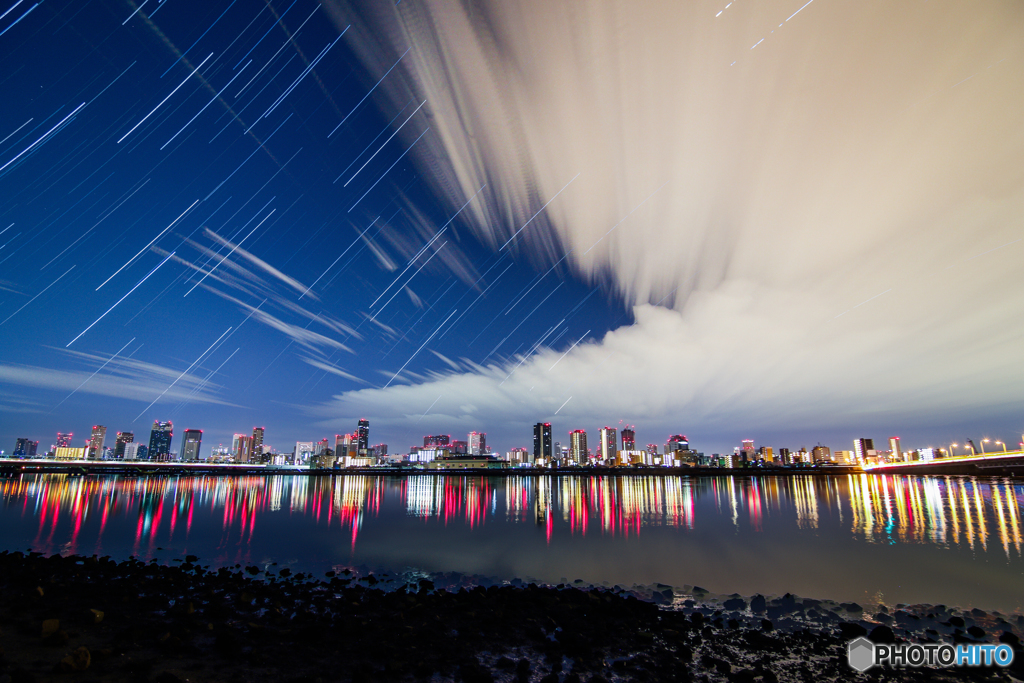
(621, 427, 635, 451)
(249, 426, 265, 461)
(357, 419, 369, 451)
(469, 431, 486, 456)
(180, 429, 202, 461)
(854, 438, 875, 463)
(56, 433, 72, 448)
(599, 427, 617, 463)
(233, 434, 250, 462)
(889, 436, 902, 462)
(533, 422, 552, 462)
(113, 432, 134, 459)
(87, 425, 107, 460)
(148, 420, 173, 461)
(13, 438, 37, 457)
(424, 434, 450, 447)
(570, 430, 588, 464)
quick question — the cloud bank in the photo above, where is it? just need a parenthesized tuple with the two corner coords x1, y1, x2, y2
(318, 0, 1024, 451)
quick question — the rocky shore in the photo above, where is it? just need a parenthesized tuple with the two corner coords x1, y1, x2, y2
(0, 551, 1020, 683)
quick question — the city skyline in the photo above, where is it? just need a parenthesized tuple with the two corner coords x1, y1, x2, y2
(1, 1, 1021, 458)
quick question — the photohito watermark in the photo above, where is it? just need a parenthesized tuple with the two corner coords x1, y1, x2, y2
(847, 637, 1015, 672)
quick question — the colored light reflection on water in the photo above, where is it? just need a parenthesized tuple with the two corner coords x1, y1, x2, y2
(1, 473, 1021, 613)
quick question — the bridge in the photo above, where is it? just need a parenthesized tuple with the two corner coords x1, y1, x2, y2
(862, 449, 1024, 476)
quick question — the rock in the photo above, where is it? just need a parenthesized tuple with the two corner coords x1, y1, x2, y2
(999, 631, 1020, 645)
(840, 602, 862, 613)
(59, 646, 91, 672)
(761, 619, 774, 632)
(947, 616, 965, 628)
(750, 595, 767, 614)
(873, 612, 893, 623)
(40, 619, 59, 638)
(868, 625, 896, 644)
(154, 673, 183, 683)
(723, 597, 747, 611)
(838, 622, 867, 639)
(967, 626, 985, 639)
(90, 608, 104, 623)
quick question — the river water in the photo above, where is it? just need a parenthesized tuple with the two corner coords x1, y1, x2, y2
(1, 473, 1021, 613)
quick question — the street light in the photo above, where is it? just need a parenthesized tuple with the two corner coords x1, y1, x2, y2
(965, 441, 976, 455)
(995, 441, 1006, 452)
(948, 442, 958, 458)
(981, 438, 990, 454)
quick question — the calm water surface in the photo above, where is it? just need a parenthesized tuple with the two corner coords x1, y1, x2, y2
(1, 473, 1021, 613)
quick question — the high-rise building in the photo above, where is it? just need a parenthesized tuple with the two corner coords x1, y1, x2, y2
(778, 447, 791, 465)
(249, 426, 265, 461)
(621, 427, 635, 451)
(854, 438, 875, 463)
(87, 425, 107, 460)
(233, 434, 250, 462)
(533, 422, 552, 462)
(424, 435, 450, 447)
(810, 445, 830, 462)
(666, 435, 689, 452)
(599, 427, 617, 463)
(295, 441, 314, 464)
(569, 430, 588, 464)
(113, 432, 134, 459)
(148, 421, 173, 461)
(451, 440, 468, 454)
(357, 419, 369, 451)
(646, 443, 659, 457)
(889, 436, 902, 462)
(315, 438, 329, 455)
(56, 433, 73, 448)
(123, 442, 147, 460)
(469, 431, 486, 456)
(180, 429, 202, 461)
(13, 438, 38, 457)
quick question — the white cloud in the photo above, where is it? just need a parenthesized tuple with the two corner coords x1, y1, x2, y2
(318, 0, 1024, 451)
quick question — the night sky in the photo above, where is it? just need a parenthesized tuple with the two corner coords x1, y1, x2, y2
(1, 0, 1022, 457)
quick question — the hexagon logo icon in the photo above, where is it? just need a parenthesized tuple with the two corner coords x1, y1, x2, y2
(847, 637, 875, 672)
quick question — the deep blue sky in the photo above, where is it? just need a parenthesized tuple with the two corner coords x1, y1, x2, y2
(2, 0, 1022, 457)
(0, 0, 626, 455)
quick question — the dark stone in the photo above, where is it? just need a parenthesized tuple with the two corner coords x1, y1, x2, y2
(873, 612, 893, 623)
(723, 598, 747, 611)
(967, 626, 985, 639)
(868, 625, 896, 643)
(727, 619, 739, 630)
(838, 622, 867, 639)
(999, 631, 1020, 645)
(947, 616, 965, 628)
(750, 595, 766, 614)
(761, 619, 774, 632)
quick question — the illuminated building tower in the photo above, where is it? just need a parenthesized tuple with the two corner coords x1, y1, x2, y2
(621, 427, 635, 451)
(357, 419, 369, 450)
(87, 425, 107, 460)
(469, 431, 486, 456)
(180, 429, 202, 461)
(249, 426, 265, 461)
(533, 422, 552, 462)
(424, 435, 450, 447)
(233, 434, 250, 462)
(334, 434, 345, 454)
(56, 433, 72, 448)
(666, 435, 688, 455)
(148, 421, 173, 461)
(740, 439, 754, 462)
(889, 436, 902, 462)
(123, 442, 146, 460)
(810, 445, 830, 462)
(315, 438, 329, 455)
(570, 430, 588, 464)
(646, 443, 659, 457)
(13, 438, 38, 457)
(599, 427, 617, 463)
(854, 438, 875, 463)
(451, 440, 468, 454)
(778, 447, 791, 465)
(113, 432, 134, 459)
